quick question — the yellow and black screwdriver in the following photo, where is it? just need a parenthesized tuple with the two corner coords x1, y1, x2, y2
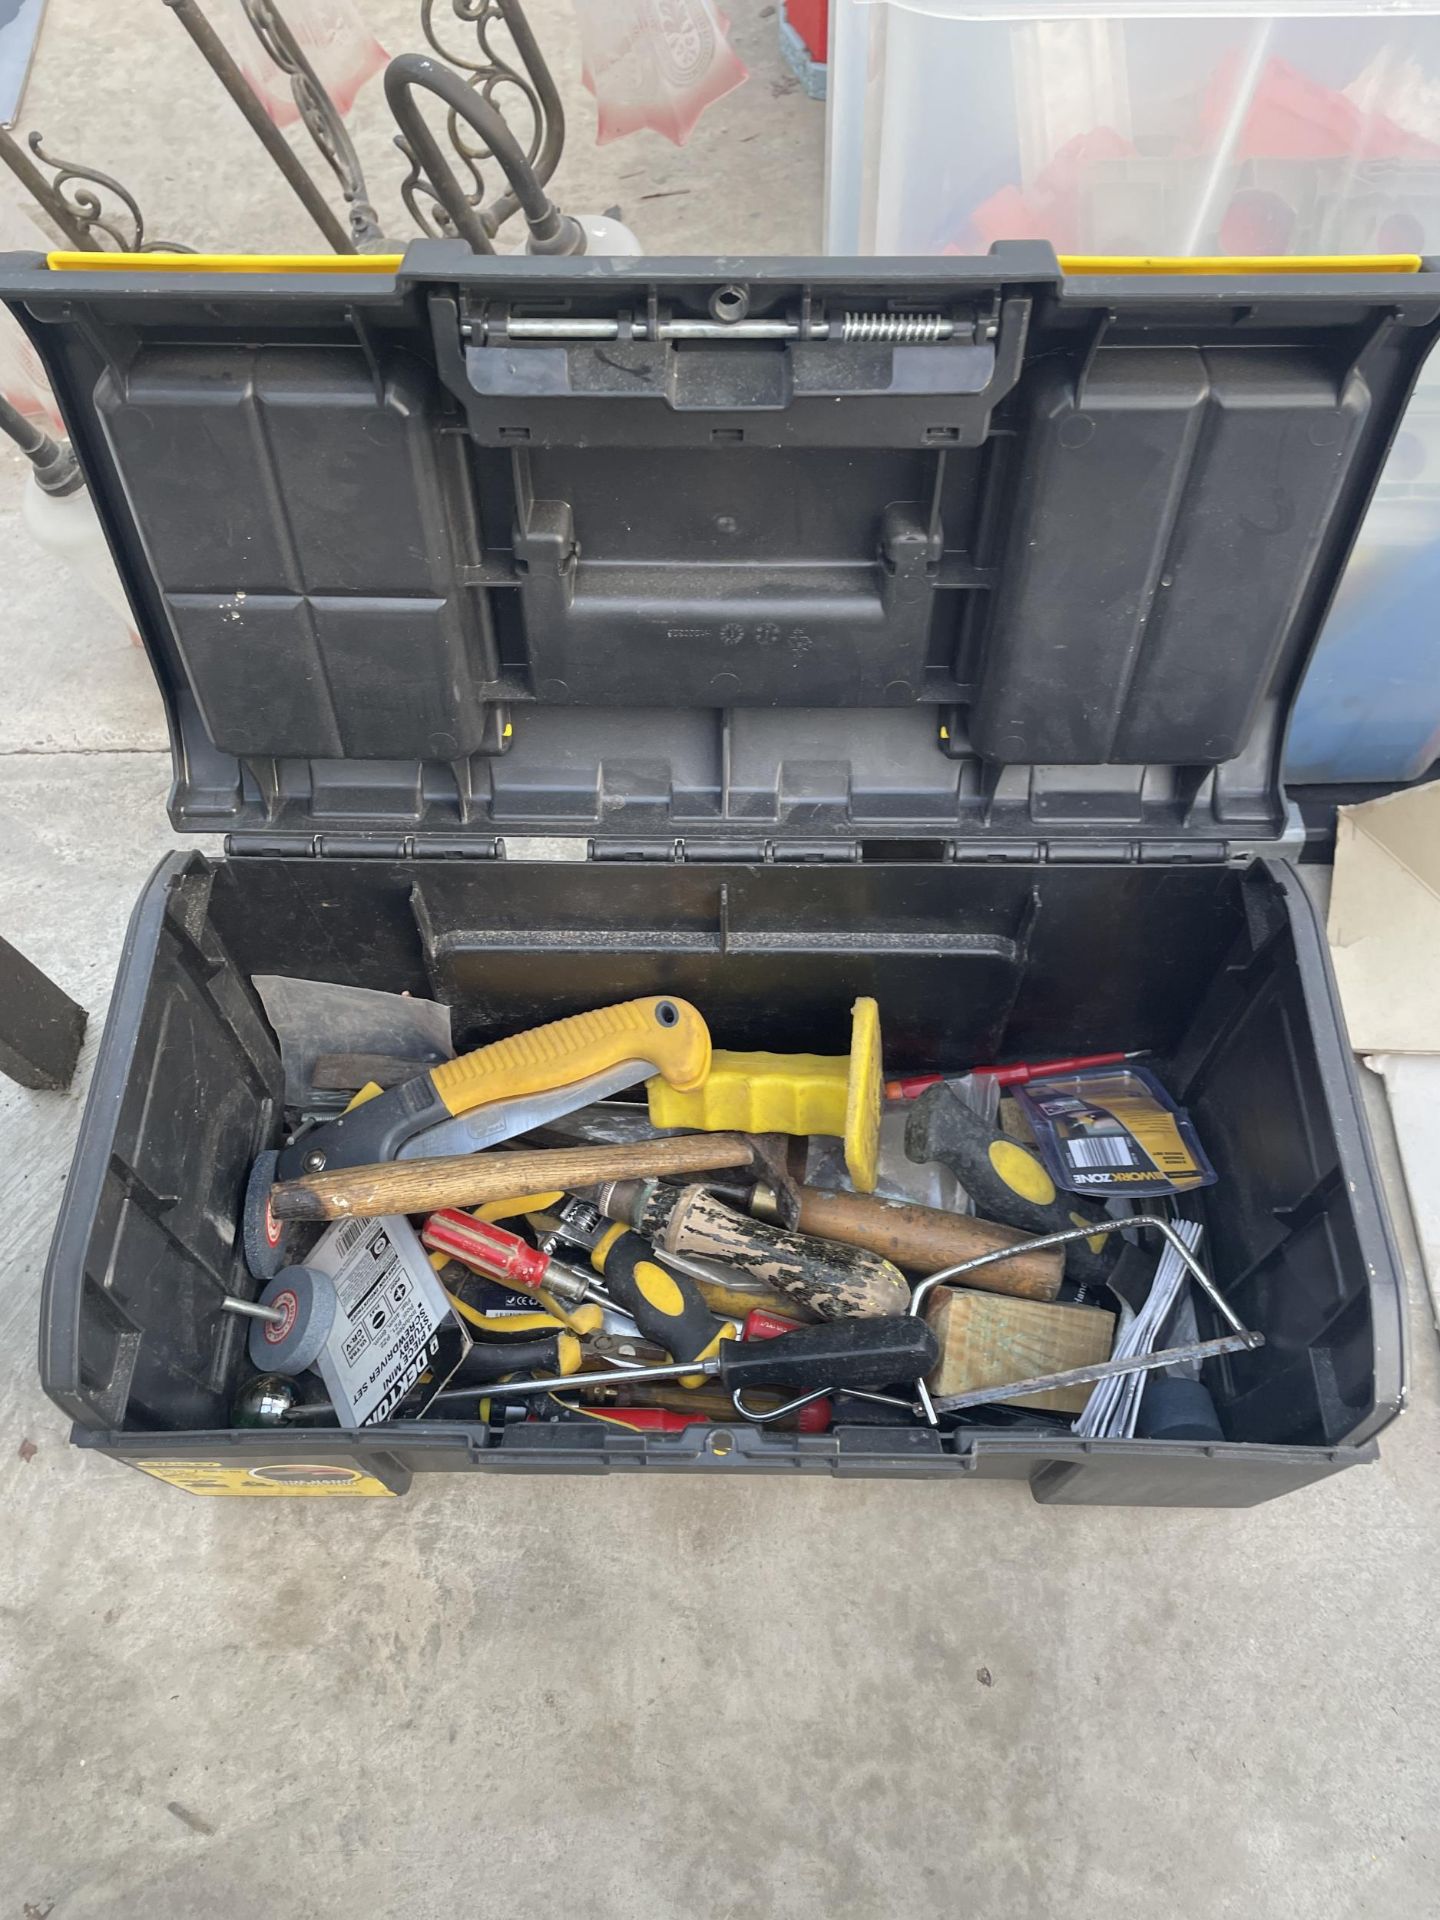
(421, 1208, 734, 1379)
(532, 1191, 746, 1363)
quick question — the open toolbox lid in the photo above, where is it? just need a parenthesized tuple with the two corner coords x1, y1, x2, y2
(3, 241, 1439, 858)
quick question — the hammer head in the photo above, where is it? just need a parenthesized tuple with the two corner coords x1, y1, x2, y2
(738, 1132, 803, 1227)
(672, 1136, 803, 1226)
(573, 1133, 802, 1228)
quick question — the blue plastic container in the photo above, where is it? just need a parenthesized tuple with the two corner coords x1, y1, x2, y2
(1288, 359, 1440, 784)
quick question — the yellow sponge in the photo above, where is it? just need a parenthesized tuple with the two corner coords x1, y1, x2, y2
(647, 997, 882, 1192)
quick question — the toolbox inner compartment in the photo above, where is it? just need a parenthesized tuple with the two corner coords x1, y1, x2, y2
(49, 849, 1391, 1458)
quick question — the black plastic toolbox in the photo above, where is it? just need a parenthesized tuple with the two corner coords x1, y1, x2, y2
(4, 241, 1436, 1506)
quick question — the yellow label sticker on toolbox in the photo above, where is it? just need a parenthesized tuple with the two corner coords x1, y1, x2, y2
(128, 1460, 396, 1497)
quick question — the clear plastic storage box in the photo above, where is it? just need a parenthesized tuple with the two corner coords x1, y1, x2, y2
(826, 2, 1440, 259)
(826, 1, 1440, 785)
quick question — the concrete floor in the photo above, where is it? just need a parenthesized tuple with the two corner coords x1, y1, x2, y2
(3, 7, 1440, 1916)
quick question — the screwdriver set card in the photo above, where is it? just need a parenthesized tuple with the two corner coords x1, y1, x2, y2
(253, 1214, 470, 1426)
(1013, 1065, 1217, 1199)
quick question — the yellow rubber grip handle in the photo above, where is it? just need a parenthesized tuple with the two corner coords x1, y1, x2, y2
(472, 1191, 565, 1224)
(430, 996, 711, 1119)
(634, 1258, 685, 1320)
(441, 1288, 599, 1340)
(537, 1291, 604, 1337)
(646, 1000, 881, 1193)
(649, 1050, 850, 1136)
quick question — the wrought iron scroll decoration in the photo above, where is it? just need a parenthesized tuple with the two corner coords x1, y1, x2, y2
(399, 0, 564, 242)
(237, 0, 386, 250)
(3, 2, 568, 260)
(0, 127, 194, 252)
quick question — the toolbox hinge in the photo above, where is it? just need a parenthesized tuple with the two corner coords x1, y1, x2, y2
(1137, 839, 1233, 865)
(588, 839, 681, 863)
(225, 834, 502, 860)
(461, 295, 1003, 350)
(947, 838, 1236, 865)
(1039, 840, 1144, 864)
(947, 840, 1044, 863)
(589, 838, 863, 865)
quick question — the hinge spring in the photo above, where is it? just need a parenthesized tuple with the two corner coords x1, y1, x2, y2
(841, 311, 949, 343)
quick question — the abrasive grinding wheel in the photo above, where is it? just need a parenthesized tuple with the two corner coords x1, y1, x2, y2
(246, 1265, 336, 1376)
(242, 1150, 293, 1280)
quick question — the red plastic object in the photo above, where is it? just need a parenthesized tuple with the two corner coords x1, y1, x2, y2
(583, 1406, 710, 1432)
(741, 1307, 829, 1429)
(1202, 50, 1440, 165)
(964, 53, 1440, 259)
(967, 126, 1137, 253)
(785, 0, 828, 64)
(421, 1209, 550, 1293)
(583, 1401, 829, 1433)
(742, 1307, 804, 1341)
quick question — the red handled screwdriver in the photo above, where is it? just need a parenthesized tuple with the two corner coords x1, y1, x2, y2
(422, 1209, 607, 1309)
(885, 1050, 1147, 1101)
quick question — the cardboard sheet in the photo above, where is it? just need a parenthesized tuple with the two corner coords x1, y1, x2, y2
(1328, 781, 1440, 1055)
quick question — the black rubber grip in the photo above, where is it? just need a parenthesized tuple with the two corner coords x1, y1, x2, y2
(276, 1071, 450, 1180)
(904, 1086, 1117, 1286)
(453, 1337, 563, 1383)
(592, 1227, 728, 1366)
(717, 1316, 938, 1393)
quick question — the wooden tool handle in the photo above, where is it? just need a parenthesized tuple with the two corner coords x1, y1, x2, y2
(268, 1134, 757, 1223)
(657, 1185, 911, 1320)
(793, 1187, 1063, 1301)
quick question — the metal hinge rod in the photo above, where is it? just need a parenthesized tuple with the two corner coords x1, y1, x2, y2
(476, 311, 979, 345)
